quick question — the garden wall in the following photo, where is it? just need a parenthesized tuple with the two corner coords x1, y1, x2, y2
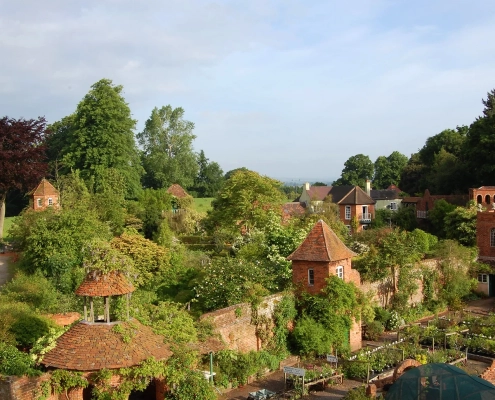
(201, 294, 283, 353)
(0, 374, 58, 400)
(360, 259, 439, 308)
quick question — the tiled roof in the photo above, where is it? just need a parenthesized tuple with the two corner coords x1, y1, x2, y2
(476, 186, 495, 190)
(282, 202, 306, 216)
(30, 179, 59, 196)
(370, 189, 401, 201)
(41, 320, 172, 371)
(327, 186, 355, 203)
(166, 184, 189, 198)
(75, 271, 135, 297)
(306, 186, 333, 201)
(287, 220, 356, 262)
(338, 186, 375, 205)
(401, 197, 421, 203)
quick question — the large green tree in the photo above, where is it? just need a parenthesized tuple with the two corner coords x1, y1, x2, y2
(206, 170, 285, 233)
(0, 117, 50, 239)
(191, 150, 224, 197)
(138, 105, 198, 189)
(49, 79, 143, 198)
(373, 151, 408, 189)
(333, 154, 373, 189)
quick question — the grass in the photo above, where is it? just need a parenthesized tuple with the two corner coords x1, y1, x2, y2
(193, 198, 214, 213)
(2, 217, 15, 242)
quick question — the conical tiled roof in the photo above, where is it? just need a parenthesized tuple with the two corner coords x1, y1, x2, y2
(75, 270, 135, 297)
(41, 320, 172, 371)
(287, 220, 356, 262)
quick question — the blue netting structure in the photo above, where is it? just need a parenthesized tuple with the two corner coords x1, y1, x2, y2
(385, 363, 495, 400)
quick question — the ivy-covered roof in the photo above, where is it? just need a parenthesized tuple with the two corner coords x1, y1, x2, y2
(75, 270, 135, 297)
(287, 220, 356, 262)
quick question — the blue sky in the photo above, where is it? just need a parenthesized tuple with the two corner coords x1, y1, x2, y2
(2, 0, 495, 183)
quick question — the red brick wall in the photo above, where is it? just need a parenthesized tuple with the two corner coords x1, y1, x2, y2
(470, 188, 495, 207)
(338, 204, 375, 233)
(201, 294, 283, 353)
(477, 211, 495, 259)
(32, 195, 60, 211)
(0, 374, 58, 400)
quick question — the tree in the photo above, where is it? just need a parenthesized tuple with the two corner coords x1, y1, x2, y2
(428, 199, 456, 238)
(444, 202, 477, 246)
(373, 151, 408, 189)
(333, 154, 373, 189)
(399, 153, 427, 196)
(206, 170, 286, 233)
(482, 88, 495, 118)
(138, 105, 198, 189)
(51, 79, 143, 198)
(191, 150, 224, 197)
(0, 116, 50, 239)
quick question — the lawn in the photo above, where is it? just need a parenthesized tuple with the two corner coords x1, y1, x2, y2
(193, 198, 213, 213)
(2, 217, 15, 242)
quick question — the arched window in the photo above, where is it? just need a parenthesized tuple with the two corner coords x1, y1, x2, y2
(486, 195, 491, 204)
(491, 229, 495, 247)
(477, 195, 483, 204)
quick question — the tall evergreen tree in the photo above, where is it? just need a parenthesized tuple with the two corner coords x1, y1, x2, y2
(191, 150, 224, 197)
(138, 105, 198, 189)
(49, 79, 143, 198)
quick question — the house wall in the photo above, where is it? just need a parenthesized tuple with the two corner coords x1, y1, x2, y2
(470, 188, 495, 207)
(374, 199, 402, 211)
(32, 194, 59, 211)
(338, 204, 375, 233)
(477, 211, 495, 260)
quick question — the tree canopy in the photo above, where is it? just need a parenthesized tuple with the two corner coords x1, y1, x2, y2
(0, 116, 50, 239)
(373, 151, 408, 189)
(49, 79, 143, 198)
(138, 105, 198, 190)
(333, 154, 373, 189)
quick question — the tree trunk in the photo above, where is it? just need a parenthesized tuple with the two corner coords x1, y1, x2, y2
(0, 193, 6, 240)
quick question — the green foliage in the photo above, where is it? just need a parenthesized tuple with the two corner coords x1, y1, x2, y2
(110, 232, 172, 287)
(82, 240, 134, 275)
(194, 257, 275, 311)
(9, 313, 53, 347)
(49, 369, 88, 395)
(373, 151, 408, 189)
(136, 188, 173, 239)
(191, 150, 224, 198)
(292, 316, 332, 356)
(0, 342, 40, 377)
(428, 199, 456, 238)
(333, 154, 374, 189)
(137, 301, 198, 344)
(206, 170, 286, 234)
(165, 370, 216, 400)
(138, 105, 198, 189)
(391, 205, 418, 231)
(409, 229, 438, 254)
(53, 79, 143, 198)
(444, 202, 477, 246)
(271, 294, 297, 354)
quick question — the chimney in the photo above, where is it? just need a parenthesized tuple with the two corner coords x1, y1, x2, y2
(304, 182, 310, 191)
(366, 180, 371, 196)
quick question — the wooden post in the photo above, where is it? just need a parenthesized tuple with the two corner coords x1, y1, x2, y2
(105, 296, 110, 323)
(90, 299, 94, 322)
(84, 297, 88, 321)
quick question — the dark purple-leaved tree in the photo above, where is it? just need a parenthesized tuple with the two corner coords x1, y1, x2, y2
(0, 116, 50, 239)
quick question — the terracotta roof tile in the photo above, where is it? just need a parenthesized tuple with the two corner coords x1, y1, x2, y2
(41, 320, 172, 371)
(287, 220, 356, 262)
(306, 186, 333, 201)
(166, 184, 189, 198)
(282, 202, 306, 217)
(75, 271, 135, 297)
(30, 179, 59, 196)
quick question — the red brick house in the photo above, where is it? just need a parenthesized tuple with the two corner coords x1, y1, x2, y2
(30, 179, 60, 211)
(298, 183, 375, 233)
(287, 220, 362, 350)
(401, 189, 468, 220)
(476, 209, 495, 296)
(470, 186, 495, 208)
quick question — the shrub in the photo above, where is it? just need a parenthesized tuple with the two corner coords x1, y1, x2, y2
(0, 342, 40, 377)
(10, 313, 53, 347)
(292, 316, 332, 357)
(365, 321, 384, 341)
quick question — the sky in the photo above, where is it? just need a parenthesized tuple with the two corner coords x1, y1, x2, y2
(2, 0, 495, 183)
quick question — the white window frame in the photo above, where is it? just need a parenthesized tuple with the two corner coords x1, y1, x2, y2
(345, 206, 351, 220)
(478, 274, 488, 283)
(37, 198, 42, 207)
(390, 202, 397, 211)
(336, 266, 344, 280)
(308, 269, 315, 286)
(48, 198, 53, 206)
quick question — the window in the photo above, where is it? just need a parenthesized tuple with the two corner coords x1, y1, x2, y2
(345, 206, 351, 220)
(491, 229, 495, 247)
(48, 198, 53, 206)
(478, 274, 488, 283)
(336, 266, 343, 279)
(308, 269, 314, 286)
(390, 202, 397, 211)
(37, 198, 42, 207)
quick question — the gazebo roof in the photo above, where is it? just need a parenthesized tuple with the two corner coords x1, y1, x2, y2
(287, 220, 356, 262)
(29, 178, 59, 196)
(41, 320, 172, 371)
(75, 270, 135, 297)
